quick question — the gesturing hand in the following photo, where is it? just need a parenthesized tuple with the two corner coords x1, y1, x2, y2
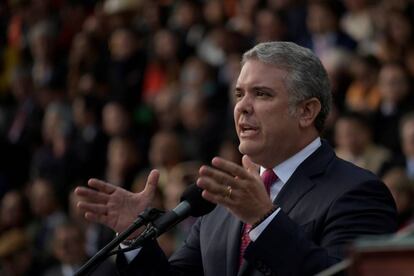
(197, 156, 274, 225)
(75, 170, 159, 237)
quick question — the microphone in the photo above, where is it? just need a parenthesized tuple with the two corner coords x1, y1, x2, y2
(154, 183, 216, 234)
(130, 184, 216, 247)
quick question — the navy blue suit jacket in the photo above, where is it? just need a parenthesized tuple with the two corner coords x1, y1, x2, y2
(117, 141, 397, 275)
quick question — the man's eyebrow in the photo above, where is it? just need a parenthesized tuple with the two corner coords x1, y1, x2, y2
(235, 85, 273, 90)
(252, 86, 274, 92)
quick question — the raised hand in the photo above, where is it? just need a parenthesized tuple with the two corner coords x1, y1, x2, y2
(197, 156, 274, 225)
(75, 170, 159, 236)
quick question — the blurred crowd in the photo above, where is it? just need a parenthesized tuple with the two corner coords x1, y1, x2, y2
(0, 0, 414, 275)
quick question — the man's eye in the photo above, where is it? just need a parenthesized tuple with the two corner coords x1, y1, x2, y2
(234, 91, 243, 98)
(256, 91, 267, 97)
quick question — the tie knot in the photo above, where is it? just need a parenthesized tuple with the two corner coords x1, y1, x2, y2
(261, 169, 278, 194)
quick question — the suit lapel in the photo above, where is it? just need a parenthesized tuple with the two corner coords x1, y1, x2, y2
(275, 140, 334, 214)
(275, 174, 315, 214)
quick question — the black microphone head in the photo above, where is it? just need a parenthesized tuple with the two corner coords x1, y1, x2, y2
(180, 184, 216, 217)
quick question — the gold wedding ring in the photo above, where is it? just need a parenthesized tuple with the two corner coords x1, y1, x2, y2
(224, 186, 232, 199)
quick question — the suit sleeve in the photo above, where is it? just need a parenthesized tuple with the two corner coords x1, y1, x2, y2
(243, 180, 397, 275)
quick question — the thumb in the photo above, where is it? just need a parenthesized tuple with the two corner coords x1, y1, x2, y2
(242, 155, 260, 177)
(142, 169, 160, 198)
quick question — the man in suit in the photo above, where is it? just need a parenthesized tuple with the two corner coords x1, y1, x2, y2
(76, 41, 396, 275)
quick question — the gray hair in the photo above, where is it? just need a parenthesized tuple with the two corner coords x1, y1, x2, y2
(242, 41, 332, 133)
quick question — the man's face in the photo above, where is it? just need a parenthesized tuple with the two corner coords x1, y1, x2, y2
(234, 59, 300, 168)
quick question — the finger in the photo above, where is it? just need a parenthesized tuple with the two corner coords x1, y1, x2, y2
(142, 169, 159, 197)
(242, 155, 260, 177)
(88, 179, 117, 194)
(77, 201, 108, 215)
(211, 157, 251, 180)
(75, 187, 109, 204)
(84, 212, 108, 225)
(197, 176, 228, 196)
(201, 189, 229, 206)
(199, 165, 237, 188)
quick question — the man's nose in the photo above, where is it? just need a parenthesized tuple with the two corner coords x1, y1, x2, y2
(235, 94, 253, 114)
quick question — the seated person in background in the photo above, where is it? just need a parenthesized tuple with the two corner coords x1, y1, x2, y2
(373, 62, 414, 154)
(0, 229, 43, 276)
(345, 54, 381, 113)
(382, 168, 414, 230)
(27, 177, 67, 264)
(44, 222, 117, 276)
(379, 112, 414, 179)
(334, 112, 391, 175)
(68, 190, 115, 257)
(0, 190, 30, 234)
(400, 113, 414, 179)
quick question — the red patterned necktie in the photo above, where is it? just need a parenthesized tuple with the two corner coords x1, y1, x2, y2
(239, 169, 278, 267)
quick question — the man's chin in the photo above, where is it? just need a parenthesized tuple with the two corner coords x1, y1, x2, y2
(239, 143, 269, 165)
(239, 143, 259, 158)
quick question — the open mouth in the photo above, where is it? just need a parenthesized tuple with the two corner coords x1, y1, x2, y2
(239, 123, 259, 137)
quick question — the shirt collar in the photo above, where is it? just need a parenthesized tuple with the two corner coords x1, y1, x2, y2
(260, 137, 321, 184)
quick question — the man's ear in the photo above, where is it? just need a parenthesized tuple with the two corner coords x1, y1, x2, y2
(297, 97, 321, 128)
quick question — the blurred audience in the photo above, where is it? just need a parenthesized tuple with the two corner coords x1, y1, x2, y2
(68, 190, 114, 257)
(377, 10, 414, 63)
(401, 113, 414, 179)
(335, 112, 391, 175)
(345, 54, 381, 113)
(105, 135, 141, 190)
(148, 130, 184, 188)
(382, 168, 414, 229)
(30, 101, 79, 192)
(7, 66, 42, 149)
(107, 27, 146, 105)
(382, 112, 414, 179)
(373, 62, 414, 154)
(340, 0, 376, 53)
(102, 100, 134, 138)
(300, 1, 357, 59)
(44, 222, 116, 276)
(0, 229, 42, 276)
(1, 0, 414, 273)
(72, 94, 107, 180)
(0, 190, 29, 234)
(27, 177, 67, 265)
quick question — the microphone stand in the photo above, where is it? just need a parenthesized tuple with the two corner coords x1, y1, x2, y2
(108, 206, 192, 254)
(75, 207, 163, 276)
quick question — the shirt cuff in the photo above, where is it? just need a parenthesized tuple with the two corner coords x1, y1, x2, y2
(249, 207, 281, 242)
(120, 242, 142, 262)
